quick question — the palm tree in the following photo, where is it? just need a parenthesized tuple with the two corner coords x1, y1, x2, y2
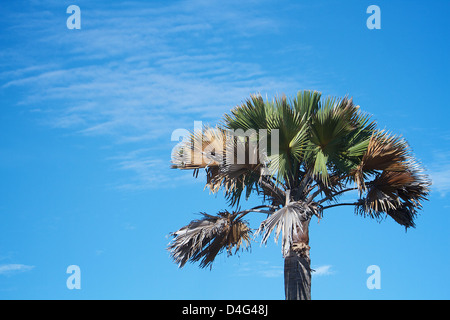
(168, 90, 430, 300)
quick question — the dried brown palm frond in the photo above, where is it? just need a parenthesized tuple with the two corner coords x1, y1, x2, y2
(385, 205, 419, 229)
(256, 200, 318, 257)
(352, 131, 411, 192)
(171, 126, 226, 170)
(204, 130, 265, 207)
(171, 125, 266, 206)
(205, 136, 261, 191)
(167, 211, 252, 269)
(356, 161, 430, 228)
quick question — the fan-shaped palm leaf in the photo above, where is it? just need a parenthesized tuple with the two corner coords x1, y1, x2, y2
(223, 94, 311, 187)
(306, 96, 375, 185)
(356, 161, 430, 228)
(171, 126, 263, 206)
(352, 130, 410, 192)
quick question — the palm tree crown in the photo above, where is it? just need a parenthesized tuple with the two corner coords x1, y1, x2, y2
(168, 90, 430, 276)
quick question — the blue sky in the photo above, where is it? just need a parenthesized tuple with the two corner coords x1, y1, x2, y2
(0, 0, 449, 299)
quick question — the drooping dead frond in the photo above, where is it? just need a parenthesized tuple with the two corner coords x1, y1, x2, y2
(356, 161, 431, 229)
(352, 131, 410, 192)
(168, 211, 252, 269)
(256, 201, 318, 257)
(385, 205, 419, 229)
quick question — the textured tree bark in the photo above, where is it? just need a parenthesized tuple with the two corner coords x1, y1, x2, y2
(284, 219, 311, 300)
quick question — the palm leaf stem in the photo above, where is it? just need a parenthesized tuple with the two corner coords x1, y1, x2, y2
(235, 205, 277, 220)
(259, 179, 286, 200)
(316, 187, 358, 204)
(321, 202, 358, 210)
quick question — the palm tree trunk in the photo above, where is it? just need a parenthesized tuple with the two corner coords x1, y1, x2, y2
(284, 219, 311, 300)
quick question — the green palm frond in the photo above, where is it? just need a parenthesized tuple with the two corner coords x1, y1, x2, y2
(306, 96, 374, 184)
(291, 90, 321, 119)
(223, 94, 310, 188)
(223, 94, 273, 132)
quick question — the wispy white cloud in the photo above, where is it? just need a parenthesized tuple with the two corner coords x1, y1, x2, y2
(0, 264, 35, 275)
(235, 262, 335, 278)
(235, 261, 283, 278)
(424, 151, 450, 197)
(429, 167, 450, 197)
(312, 265, 334, 277)
(427, 161, 450, 197)
(258, 267, 284, 278)
(1, 1, 309, 141)
(1, 1, 316, 190)
(106, 148, 199, 190)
